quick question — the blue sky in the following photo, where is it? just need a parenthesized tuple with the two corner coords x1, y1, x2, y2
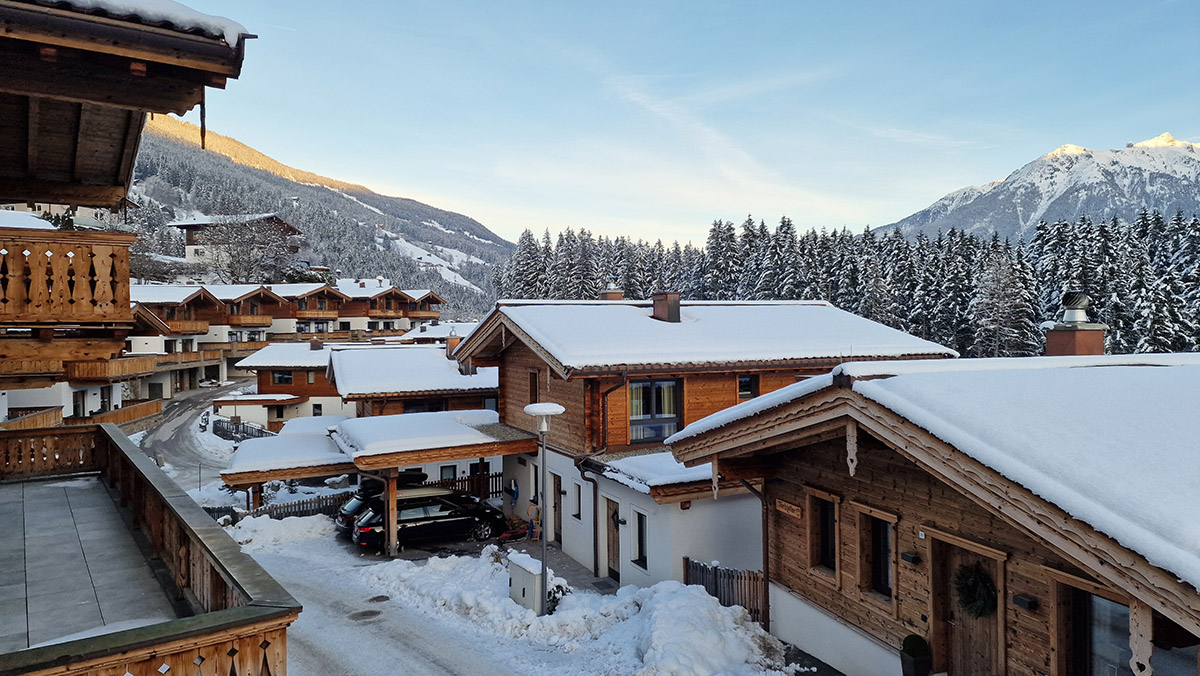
(189, 1, 1200, 245)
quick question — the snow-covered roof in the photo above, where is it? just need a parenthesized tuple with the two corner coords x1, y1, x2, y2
(50, 0, 248, 46)
(130, 284, 206, 304)
(601, 452, 713, 494)
(278, 415, 348, 436)
(236, 343, 333, 369)
(332, 410, 501, 459)
(397, 322, 478, 342)
(329, 346, 498, 397)
(402, 289, 434, 300)
(671, 353, 1200, 590)
(200, 284, 272, 301)
(495, 301, 956, 372)
(0, 211, 57, 230)
(266, 283, 335, 298)
(222, 434, 349, 475)
(168, 212, 275, 227)
(334, 278, 395, 299)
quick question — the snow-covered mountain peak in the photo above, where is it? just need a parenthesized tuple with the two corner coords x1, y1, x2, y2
(882, 134, 1200, 241)
(1045, 143, 1090, 158)
(1134, 132, 1187, 149)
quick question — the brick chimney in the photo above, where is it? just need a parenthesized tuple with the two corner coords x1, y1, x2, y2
(309, 339, 323, 351)
(1044, 291, 1107, 356)
(445, 328, 463, 359)
(652, 292, 681, 323)
(600, 282, 624, 301)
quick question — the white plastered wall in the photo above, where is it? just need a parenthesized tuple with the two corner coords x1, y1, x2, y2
(769, 583, 901, 676)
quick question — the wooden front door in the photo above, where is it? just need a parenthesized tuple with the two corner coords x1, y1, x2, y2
(551, 473, 562, 542)
(933, 541, 1001, 676)
(605, 498, 620, 582)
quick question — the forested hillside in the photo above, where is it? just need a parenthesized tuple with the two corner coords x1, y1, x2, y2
(125, 117, 514, 317)
(496, 210, 1200, 356)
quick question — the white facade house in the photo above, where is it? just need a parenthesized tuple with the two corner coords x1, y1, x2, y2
(8, 381, 123, 420)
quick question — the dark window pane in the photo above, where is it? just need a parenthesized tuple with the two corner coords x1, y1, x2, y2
(817, 498, 836, 569)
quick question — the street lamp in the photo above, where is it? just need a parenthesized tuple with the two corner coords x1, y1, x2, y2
(524, 401, 564, 615)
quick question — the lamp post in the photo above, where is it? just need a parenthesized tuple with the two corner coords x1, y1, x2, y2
(524, 402, 564, 615)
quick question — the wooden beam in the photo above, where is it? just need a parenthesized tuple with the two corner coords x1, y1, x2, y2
(1129, 599, 1153, 675)
(24, 97, 37, 177)
(0, 178, 127, 208)
(221, 462, 358, 488)
(385, 472, 398, 557)
(352, 438, 536, 471)
(0, 49, 204, 114)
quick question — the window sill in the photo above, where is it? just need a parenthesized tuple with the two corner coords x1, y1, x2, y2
(572, 514, 582, 521)
(808, 565, 840, 589)
(631, 558, 648, 571)
(860, 589, 897, 617)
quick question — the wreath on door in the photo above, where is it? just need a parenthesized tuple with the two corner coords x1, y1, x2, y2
(953, 563, 998, 618)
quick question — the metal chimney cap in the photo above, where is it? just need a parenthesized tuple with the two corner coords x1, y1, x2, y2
(1062, 291, 1091, 310)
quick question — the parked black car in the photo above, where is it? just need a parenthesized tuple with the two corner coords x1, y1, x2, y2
(334, 480, 384, 537)
(351, 487, 505, 550)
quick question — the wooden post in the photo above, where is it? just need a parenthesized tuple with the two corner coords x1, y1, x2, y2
(385, 470, 398, 557)
(761, 479, 771, 631)
(1130, 599, 1153, 675)
(478, 456, 487, 499)
(249, 484, 261, 510)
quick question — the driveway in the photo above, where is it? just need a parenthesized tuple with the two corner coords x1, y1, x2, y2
(140, 381, 246, 491)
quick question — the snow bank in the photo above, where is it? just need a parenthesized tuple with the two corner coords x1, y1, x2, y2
(357, 549, 791, 676)
(228, 514, 336, 551)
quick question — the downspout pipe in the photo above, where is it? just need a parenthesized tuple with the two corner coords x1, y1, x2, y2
(575, 456, 602, 577)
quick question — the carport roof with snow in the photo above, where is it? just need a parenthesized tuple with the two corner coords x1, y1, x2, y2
(331, 410, 535, 470)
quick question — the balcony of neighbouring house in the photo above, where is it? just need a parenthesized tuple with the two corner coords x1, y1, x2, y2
(64, 355, 160, 383)
(200, 341, 271, 353)
(405, 310, 441, 321)
(155, 349, 223, 368)
(0, 406, 63, 430)
(367, 308, 406, 319)
(0, 423, 300, 671)
(165, 319, 210, 334)
(63, 398, 162, 426)
(0, 228, 136, 328)
(227, 314, 274, 327)
(294, 309, 339, 320)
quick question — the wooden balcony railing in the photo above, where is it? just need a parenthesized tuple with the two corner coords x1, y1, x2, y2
(64, 355, 159, 382)
(367, 308, 406, 318)
(406, 310, 441, 321)
(64, 399, 162, 426)
(200, 341, 270, 352)
(0, 229, 136, 326)
(0, 424, 300, 675)
(295, 309, 338, 320)
(166, 319, 209, 334)
(155, 350, 222, 367)
(227, 314, 273, 327)
(0, 406, 63, 430)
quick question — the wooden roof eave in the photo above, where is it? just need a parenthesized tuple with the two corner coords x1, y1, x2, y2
(455, 312, 573, 380)
(0, 2, 247, 77)
(131, 304, 173, 335)
(351, 436, 537, 471)
(677, 385, 1200, 639)
(647, 477, 758, 504)
(222, 462, 358, 489)
(230, 287, 288, 305)
(338, 386, 499, 401)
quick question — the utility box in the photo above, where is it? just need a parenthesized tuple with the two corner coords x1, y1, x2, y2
(507, 552, 544, 615)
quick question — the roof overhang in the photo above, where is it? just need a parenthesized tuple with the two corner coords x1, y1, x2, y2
(0, 1, 250, 207)
(222, 461, 357, 489)
(352, 434, 535, 471)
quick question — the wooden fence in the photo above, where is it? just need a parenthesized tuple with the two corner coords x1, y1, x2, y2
(0, 406, 63, 430)
(64, 398, 162, 426)
(683, 557, 765, 623)
(426, 471, 504, 498)
(241, 490, 356, 521)
(213, 418, 276, 441)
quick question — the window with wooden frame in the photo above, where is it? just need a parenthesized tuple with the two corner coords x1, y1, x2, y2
(804, 486, 841, 583)
(628, 378, 681, 443)
(737, 374, 759, 401)
(272, 371, 292, 385)
(852, 501, 898, 611)
(528, 370, 540, 406)
(307, 371, 316, 385)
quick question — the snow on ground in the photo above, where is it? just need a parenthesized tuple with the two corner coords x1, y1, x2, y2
(192, 413, 236, 457)
(188, 479, 350, 510)
(231, 515, 799, 676)
(126, 430, 148, 446)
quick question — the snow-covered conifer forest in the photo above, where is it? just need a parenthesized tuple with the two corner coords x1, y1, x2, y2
(494, 210, 1200, 356)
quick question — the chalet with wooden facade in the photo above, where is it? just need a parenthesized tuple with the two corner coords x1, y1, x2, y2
(400, 289, 446, 326)
(172, 212, 301, 265)
(327, 341, 498, 417)
(667, 353, 1200, 676)
(453, 293, 955, 586)
(334, 277, 422, 335)
(265, 282, 350, 338)
(395, 321, 479, 344)
(222, 341, 358, 431)
(190, 283, 288, 364)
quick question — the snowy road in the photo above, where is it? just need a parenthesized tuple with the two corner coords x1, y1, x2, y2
(140, 381, 244, 490)
(256, 548, 520, 676)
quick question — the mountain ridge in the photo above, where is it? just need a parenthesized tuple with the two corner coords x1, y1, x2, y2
(882, 133, 1200, 240)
